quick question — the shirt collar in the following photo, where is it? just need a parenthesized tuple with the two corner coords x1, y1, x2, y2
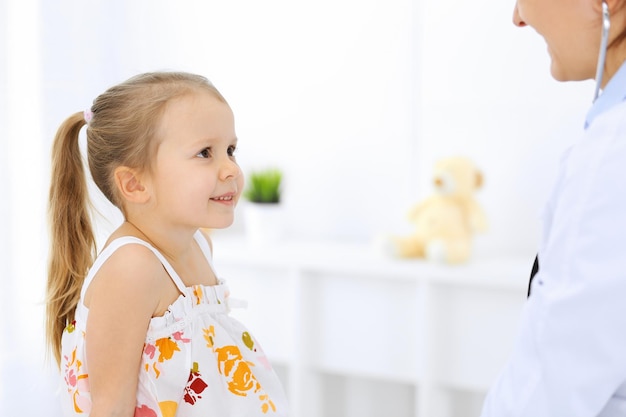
(585, 60, 626, 129)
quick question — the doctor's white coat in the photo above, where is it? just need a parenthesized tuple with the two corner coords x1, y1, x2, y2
(481, 62, 626, 417)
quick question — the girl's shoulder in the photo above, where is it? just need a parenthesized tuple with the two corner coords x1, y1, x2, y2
(83, 237, 172, 313)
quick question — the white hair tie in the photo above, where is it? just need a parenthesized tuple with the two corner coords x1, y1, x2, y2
(83, 109, 93, 124)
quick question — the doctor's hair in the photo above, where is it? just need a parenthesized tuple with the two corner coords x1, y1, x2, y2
(46, 71, 227, 365)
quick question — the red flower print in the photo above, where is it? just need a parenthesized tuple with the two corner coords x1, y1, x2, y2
(63, 347, 91, 413)
(65, 367, 77, 387)
(184, 362, 208, 405)
(134, 404, 158, 417)
(172, 331, 191, 343)
(144, 343, 156, 360)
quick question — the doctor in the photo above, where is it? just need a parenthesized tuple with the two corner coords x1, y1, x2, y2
(481, 1, 626, 417)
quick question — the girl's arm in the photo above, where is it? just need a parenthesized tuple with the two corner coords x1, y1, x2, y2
(84, 244, 164, 417)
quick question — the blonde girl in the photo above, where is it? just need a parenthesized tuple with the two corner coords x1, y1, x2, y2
(46, 72, 287, 417)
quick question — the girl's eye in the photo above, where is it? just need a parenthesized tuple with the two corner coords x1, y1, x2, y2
(228, 145, 237, 157)
(197, 148, 211, 158)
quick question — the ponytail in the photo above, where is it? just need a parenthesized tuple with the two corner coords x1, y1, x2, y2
(46, 112, 96, 366)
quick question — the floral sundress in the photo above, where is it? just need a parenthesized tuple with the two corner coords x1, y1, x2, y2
(60, 230, 288, 417)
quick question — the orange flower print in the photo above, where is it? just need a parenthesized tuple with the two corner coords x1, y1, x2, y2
(193, 285, 203, 305)
(215, 345, 247, 381)
(158, 401, 178, 417)
(143, 334, 188, 379)
(228, 356, 257, 396)
(155, 337, 181, 362)
(260, 394, 277, 414)
(214, 345, 258, 396)
(203, 326, 215, 348)
(203, 326, 277, 413)
(63, 347, 91, 413)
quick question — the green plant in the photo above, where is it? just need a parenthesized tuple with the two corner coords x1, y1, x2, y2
(243, 168, 283, 203)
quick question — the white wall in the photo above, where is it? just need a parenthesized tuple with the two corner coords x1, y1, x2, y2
(0, 1, 60, 415)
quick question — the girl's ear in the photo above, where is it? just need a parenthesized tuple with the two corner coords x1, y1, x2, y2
(113, 166, 150, 204)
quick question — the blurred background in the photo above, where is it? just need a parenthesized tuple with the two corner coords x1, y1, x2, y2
(0, 0, 593, 415)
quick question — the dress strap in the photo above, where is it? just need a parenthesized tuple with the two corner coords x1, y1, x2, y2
(193, 229, 215, 270)
(80, 236, 188, 300)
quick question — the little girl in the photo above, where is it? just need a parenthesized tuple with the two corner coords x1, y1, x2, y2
(46, 72, 288, 417)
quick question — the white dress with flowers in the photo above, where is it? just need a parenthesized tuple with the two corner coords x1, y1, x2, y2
(60, 231, 288, 417)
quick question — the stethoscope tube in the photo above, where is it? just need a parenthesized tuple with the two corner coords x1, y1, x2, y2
(593, 1, 611, 102)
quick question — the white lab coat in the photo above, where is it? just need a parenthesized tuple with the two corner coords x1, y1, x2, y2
(481, 61, 626, 417)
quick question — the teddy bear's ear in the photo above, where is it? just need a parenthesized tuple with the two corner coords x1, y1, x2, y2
(475, 171, 484, 189)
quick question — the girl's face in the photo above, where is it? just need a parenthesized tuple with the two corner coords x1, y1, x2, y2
(148, 90, 244, 231)
(513, 0, 601, 82)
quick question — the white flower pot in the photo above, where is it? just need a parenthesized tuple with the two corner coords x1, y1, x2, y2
(243, 203, 286, 245)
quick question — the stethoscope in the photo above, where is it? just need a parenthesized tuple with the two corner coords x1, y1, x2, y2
(593, 1, 611, 102)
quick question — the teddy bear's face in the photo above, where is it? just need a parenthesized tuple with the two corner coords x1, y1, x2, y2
(433, 157, 483, 198)
(434, 171, 456, 195)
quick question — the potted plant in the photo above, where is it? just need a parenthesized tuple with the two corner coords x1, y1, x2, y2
(243, 168, 283, 204)
(242, 168, 285, 244)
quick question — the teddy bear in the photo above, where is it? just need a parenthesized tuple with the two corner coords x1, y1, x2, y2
(389, 157, 488, 264)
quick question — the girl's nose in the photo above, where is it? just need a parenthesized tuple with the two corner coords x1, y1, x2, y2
(513, 4, 527, 27)
(220, 158, 241, 180)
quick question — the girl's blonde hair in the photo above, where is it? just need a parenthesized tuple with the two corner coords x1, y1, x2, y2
(46, 72, 226, 365)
